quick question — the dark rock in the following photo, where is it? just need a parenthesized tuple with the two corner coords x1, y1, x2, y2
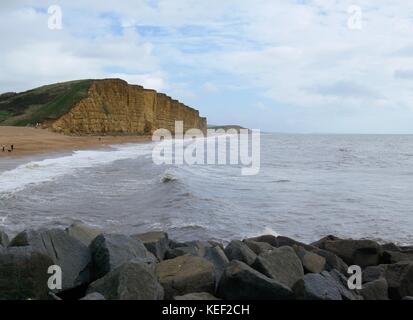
(9, 229, 91, 290)
(382, 250, 413, 264)
(293, 271, 342, 300)
(252, 246, 304, 289)
(0, 228, 9, 247)
(208, 241, 224, 251)
(156, 255, 215, 299)
(243, 239, 273, 255)
(294, 246, 326, 273)
(87, 260, 163, 300)
(224, 240, 257, 266)
(311, 235, 341, 248)
(402, 296, 413, 300)
(0, 246, 53, 300)
(90, 233, 156, 279)
(329, 269, 361, 300)
(131, 231, 169, 261)
(66, 221, 102, 247)
(359, 278, 389, 300)
(203, 245, 229, 284)
(315, 238, 382, 267)
(384, 262, 413, 299)
(80, 292, 106, 300)
(245, 235, 278, 247)
(217, 260, 294, 300)
(165, 246, 198, 259)
(363, 265, 386, 283)
(174, 292, 220, 300)
(276, 236, 315, 251)
(314, 249, 349, 274)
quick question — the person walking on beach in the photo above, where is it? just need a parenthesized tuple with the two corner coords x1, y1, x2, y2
(11, 144, 13, 151)
(2, 145, 5, 152)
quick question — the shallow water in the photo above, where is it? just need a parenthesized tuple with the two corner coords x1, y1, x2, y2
(0, 134, 412, 245)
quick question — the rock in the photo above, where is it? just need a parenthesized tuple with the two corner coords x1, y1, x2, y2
(66, 221, 102, 247)
(359, 278, 389, 300)
(243, 239, 273, 255)
(87, 260, 164, 300)
(131, 231, 169, 261)
(0, 228, 9, 247)
(216, 260, 294, 300)
(382, 250, 413, 264)
(293, 272, 342, 300)
(384, 262, 413, 299)
(174, 292, 220, 300)
(363, 265, 386, 283)
(314, 249, 349, 274)
(276, 236, 315, 251)
(208, 241, 224, 251)
(329, 269, 361, 300)
(224, 240, 257, 266)
(311, 235, 341, 248)
(0, 246, 53, 300)
(90, 233, 156, 279)
(245, 235, 278, 247)
(252, 246, 304, 289)
(294, 246, 326, 273)
(80, 292, 106, 300)
(165, 246, 198, 259)
(203, 245, 229, 284)
(156, 255, 215, 299)
(9, 229, 91, 290)
(402, 296, 413, 300)
(315, 238, 382, 268)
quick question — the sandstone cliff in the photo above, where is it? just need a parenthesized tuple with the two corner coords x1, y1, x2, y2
(0, 79, 207, 135)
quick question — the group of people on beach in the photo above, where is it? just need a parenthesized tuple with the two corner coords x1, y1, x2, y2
(1, 144, 14, 153)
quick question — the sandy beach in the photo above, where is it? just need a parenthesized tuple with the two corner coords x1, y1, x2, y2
(0, 126, 151, 158)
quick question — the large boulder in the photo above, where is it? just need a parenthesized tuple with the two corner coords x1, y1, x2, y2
(174, 292, 220, 300)
(165, 246, 198, 259)
(66, 221, 102, 247)
(243, 239, 273, 255)
(384, 262, 413, 299)
(216, 260, 294, 300)
(156, 255, 215, 299)
(80, 292, 105, 300)
(90, 233, 156, 279)
(245, 235, 278, 247)
(0, 228, 9, 247)
(294, 246, 326, 274)
(382, 250, 413, 264)
(131, 231, 169, 261)
(224, 240, 257, 266)
(293, 272, 342, 300)
(0, 246, 53, 300)
(252, 246, 304, 289)
(313, 238, 382, 268)
(328, 269, 361, 300)
(363, 265, 386, 283)
(87, 260, 164, 300)
(359, 278, 389, 300)
(9, 229, 91, 290)
(203, 245, 229, 284)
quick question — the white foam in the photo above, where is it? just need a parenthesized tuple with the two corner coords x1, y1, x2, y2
(0, 143, 154, 194)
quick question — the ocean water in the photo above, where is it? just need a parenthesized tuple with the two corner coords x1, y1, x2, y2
(0, 134, 412, 245)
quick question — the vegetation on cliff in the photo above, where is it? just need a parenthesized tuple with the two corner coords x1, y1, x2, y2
(0, 80, 92, 126)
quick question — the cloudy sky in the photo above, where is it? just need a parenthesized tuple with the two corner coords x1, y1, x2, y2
(2, 1, 413, 133)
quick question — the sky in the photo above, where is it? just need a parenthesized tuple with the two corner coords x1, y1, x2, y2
(1, 1, 413, 133)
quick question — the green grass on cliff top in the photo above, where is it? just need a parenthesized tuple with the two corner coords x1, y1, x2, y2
(0, 79, 92, 126)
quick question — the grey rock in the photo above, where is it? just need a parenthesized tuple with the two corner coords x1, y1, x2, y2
(329, 269, 361, 300)
(203, 245, 229, 284)
(402, 296, 413, 300)
(384, 262, 413, 299)
(156, 255, 215, 299)
(0, 246, 53, 300)
(293, 272, 342, 300)
(0, 228, 9, 247)
(87, 260, 163, 300)
(174, 292, 220, 300)
(90, 233, 156, 279)
(217, 260, 294, 300)
(80, 292, 106, 300)
(165, 246, 198, 259)
(224, 240, 257, 266)
(243, 239, 273, 255)
(66, 221, 102, 247)
(252, 246, 304, 289)
(294, 246, 326, 273)
(311, 235, 341, 248)
(359, 278, 389, 300)
(245, 234, 278, 247)
(132, 231, 169, 261)
(9, 228, 91, 290)
(317, 238, 382, 267)
(363, 265, 386, 283)
(382, 250, 413, 264)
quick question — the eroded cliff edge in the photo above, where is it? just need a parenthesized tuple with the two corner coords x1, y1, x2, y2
(52, 79, 207, 135)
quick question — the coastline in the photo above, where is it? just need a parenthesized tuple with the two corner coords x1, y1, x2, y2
(0, 126, 151, 159)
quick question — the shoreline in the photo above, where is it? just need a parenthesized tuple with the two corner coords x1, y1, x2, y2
(0, 126, 152, 159)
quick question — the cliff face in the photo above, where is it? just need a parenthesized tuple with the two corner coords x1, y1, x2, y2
(50, 79, 207, 135)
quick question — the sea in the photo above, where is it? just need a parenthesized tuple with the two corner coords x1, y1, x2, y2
(0, 133, 412, 245)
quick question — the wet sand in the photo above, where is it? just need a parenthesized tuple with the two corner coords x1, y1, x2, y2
(0, 126, 151, 158)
